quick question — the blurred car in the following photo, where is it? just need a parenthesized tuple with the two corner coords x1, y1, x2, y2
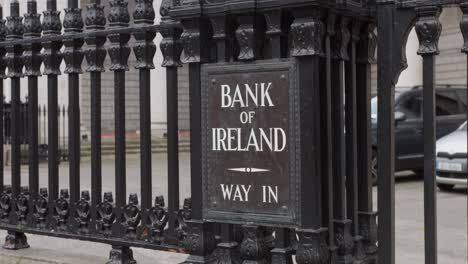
(371, 85, 467, 183)
(436, 122, 468, 191)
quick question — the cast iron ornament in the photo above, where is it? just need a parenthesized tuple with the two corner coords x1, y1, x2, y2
(332, 16, 351, 60)
(295, 229, 329, 264)
(122, 194, 141, 239)
(415, 6, 441, 56)
(358, 212, 378, 262)
(0, 17, 6, 79)
(75, 191, 91, 233)
(235, 17, 256, 60)
(63, 7, 84, 74)
(85, 3, 106, 30)
(54, 189, 70, 231)
(160, 26, 183, 67)
(63, 8, 84, 33)
(97, 192, 116, 234)
(148, 196, 168, 243)
(0, 186, 12, 222)
(334, 220, 354, 263)
(33, 188, 49, 228)
(134, 0, 155, 24)
(239, 225, 269, 264)
(15, 187, 30, 225)
(290, 10, 325, 57)
(180, 20, 201, 63)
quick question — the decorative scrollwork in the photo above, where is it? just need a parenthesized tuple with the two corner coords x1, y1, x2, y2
(97, 192, 116, 234)
(107, 0, 131, 72)
(33, 188, 49, 228)
(5, 44, 23, 78)
(160, 0, 173, 17)
(148, 196, 168, 244)
(23, 3, 42, 38)
(290, 9, 325, 57)
(63, 38, 84, 74)
(239, 225, 269, 264)
(63, 8, 83, 33)
(0, 17, 6, 79)
(6, 7, 23, 40)
(54, 189, 70, 231)
(75, 191, 91, 233)
(63, 7, 84, 74)
(332, 16, 351, 60)
(122, 194, 141, 239)
(358, 212, 378, 261)
(15, 187, 30, 225)
(334, 220, 354, 263)
(133, 32, 157, 69)
(108, 33, 131, 71)
(180, 20, 201, 63)
(0, 186, 12, 222)
(42, 10, 61, 35)
(415, 6, 441, 56)
(357, 23, 377, 64)
(42, 4, 62, 76)
(235, 16, 256, 61)
(84, 37, 107, 72)
(85, 2, 107, 73)
(296, 229, 329, 264)
(85, 3, 106, 30)
(176, 197, 192, 240)
(160, 26, 182, 67)
(183, 220, 216, 260)
(134, 0, 155, 24)
(108, 0, 130, 27)
(23, 1, 42, 77)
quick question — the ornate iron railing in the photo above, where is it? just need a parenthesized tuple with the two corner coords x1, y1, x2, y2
(0, 0, 465, 264)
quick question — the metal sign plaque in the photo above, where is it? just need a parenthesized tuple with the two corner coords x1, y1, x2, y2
(201, 59, 300, 227)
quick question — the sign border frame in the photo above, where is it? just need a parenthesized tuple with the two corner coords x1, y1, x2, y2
(200, 59, 301, 228)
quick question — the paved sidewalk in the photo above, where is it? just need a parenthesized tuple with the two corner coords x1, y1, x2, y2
(0, 231, 187, 264)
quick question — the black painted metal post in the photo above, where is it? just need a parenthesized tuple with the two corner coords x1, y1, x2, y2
(160, 13, 182, 237)
(264, 9, 293, 264)
(107, 1, 134, 262)
(290, 8, 329, 264)
(345, 20, 366, 263)
(331, 15, 354, 264)
(23, 0, 42, 228)
(376, 3, 399, 264)
(108, 0, 130, 214)
(42, 0, 62, 225)
(64, 0, 84, 229)
(181, 16, 217, 264)
(84, 0, 106, 232)
(3, 0, 29, 250)
(356, 22, 378, 263)
(324, 11, 337, 261)
(0, 5, 6, 195)
(133, 0, 156, 219)
(415, 6, 441, 264)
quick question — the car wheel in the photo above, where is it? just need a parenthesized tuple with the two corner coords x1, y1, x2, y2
(437, 183, 454, 192)
(371, 149, 378, 185)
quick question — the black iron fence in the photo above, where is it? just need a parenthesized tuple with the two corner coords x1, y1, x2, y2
(0, 0, 465, 264)
(2, 101, 68, 145)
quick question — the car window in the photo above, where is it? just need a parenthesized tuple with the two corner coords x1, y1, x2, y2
(436, 90, 463, 116)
